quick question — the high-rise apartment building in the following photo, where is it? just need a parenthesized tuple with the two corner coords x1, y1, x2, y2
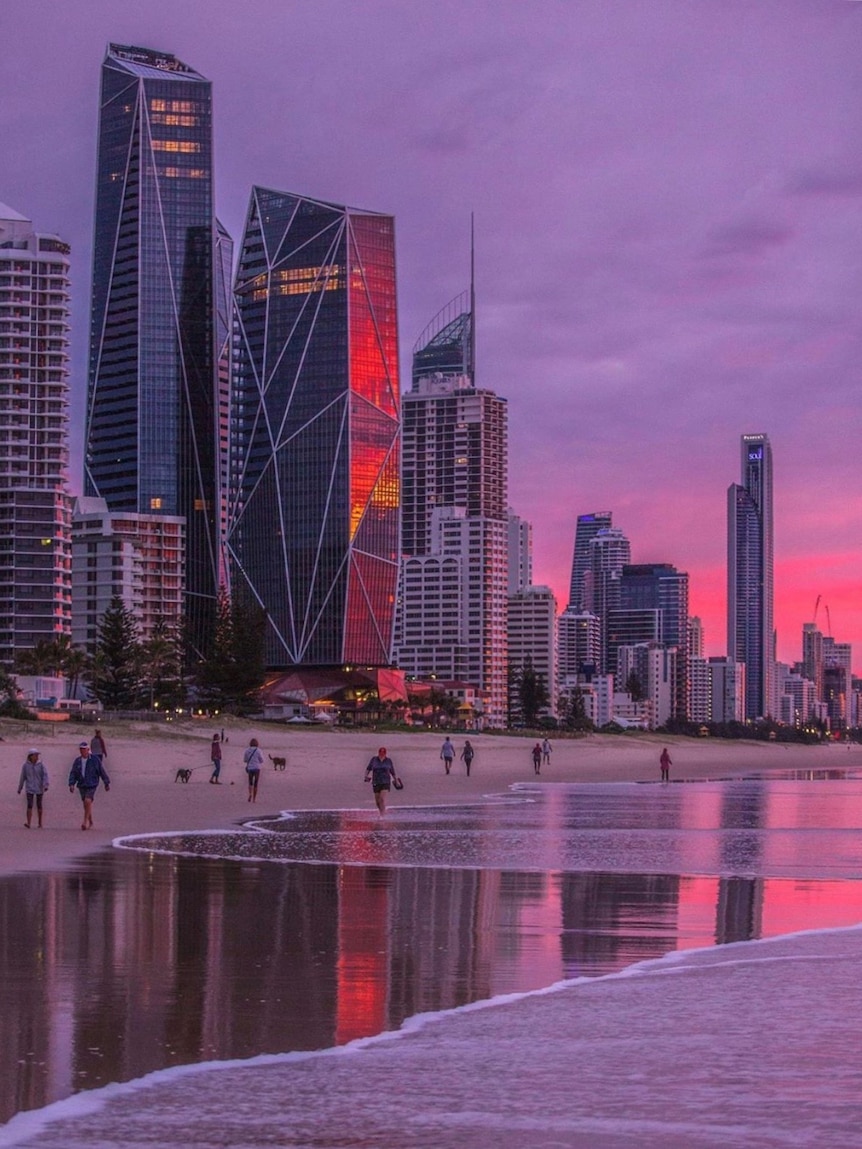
(557, 608, 601, 680)
(567, 511, 613, 610)
(507, 585, 557, 720)
(584, 526, 631, 673)
(85, 44, 224, 654)
(507, 509, 532, 594)
(395, 508, 506, 702)
(607, 563, 689, 720)
(230, 187, 400, 668)
(688, 655, 712, 723)
(709, 656, 746, 724)
(727, 433, 774, 720)
(0, 204, 72, 664)
(615, 642, 677, 728)
(396, 292, 508, 726)
(71, 497, 184, 652)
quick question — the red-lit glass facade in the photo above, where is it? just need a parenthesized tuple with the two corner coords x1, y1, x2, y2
(230, 188, 400, 667)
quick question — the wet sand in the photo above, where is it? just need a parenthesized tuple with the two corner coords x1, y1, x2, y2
(2, 719, 857, 878)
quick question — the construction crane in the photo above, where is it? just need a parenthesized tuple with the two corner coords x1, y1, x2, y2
(812, 594, 821, 626)
(824, 604, 832, 638)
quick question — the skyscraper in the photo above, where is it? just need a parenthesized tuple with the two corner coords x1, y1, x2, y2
(567, 512, 613, 610)
(507, 585, 557, 721)
(507, 508, 532, 594)
(585, 525, 631, 672)
(607, 562, 689, 719)
(85, 44, 224, 652)
(727, 432, 774, 720)
(395, 290, 509, 726)
(0, 204, 72, 663)
(230, 187, 400, 668)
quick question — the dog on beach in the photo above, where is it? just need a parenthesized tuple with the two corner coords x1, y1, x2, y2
(269, 755, 287, 771)
(174, 768, 192, 784)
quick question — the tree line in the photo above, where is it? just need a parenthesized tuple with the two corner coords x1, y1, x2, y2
(12, 589, 267, 715)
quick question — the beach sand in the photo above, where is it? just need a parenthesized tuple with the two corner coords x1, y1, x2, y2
(2, 719, 858, 878)
(3, 723, 862, 1146)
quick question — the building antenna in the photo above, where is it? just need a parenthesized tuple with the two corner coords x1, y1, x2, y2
(469, 212, 476, 384)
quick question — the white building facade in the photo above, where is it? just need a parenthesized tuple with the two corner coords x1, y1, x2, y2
(72, 497, 185, 651)
(0, 204, 72, 664)
(507, 584, 557, 720)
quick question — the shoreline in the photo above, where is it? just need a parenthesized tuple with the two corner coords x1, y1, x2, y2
(2, 722, 859, 878)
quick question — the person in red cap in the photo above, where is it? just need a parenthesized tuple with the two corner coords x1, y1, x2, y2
(364, 746, 398, 815)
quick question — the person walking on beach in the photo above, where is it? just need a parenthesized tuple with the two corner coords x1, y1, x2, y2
(541, 737, 552, 766)
(209, 733, 223, 783)
(660, 747, 672, 783)
(460, 740, 475, 777)
(18, 749, 49, 829)
(90, 729, 108, 763)
(69, 741, 110, 830)
(441, 737, 455, 775)
(365, 746, 398, 815)
(532, 743, 542, 775)
(243, 738, 264, 802)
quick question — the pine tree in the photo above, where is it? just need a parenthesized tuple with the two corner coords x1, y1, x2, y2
(139, 617, 185, 709)
(194, 588, 266, 714)
(88, 597, 141, 709)
(515, 657, 550, 728)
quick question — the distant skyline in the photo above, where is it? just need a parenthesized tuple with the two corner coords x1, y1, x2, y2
(2, 0, 859, 671)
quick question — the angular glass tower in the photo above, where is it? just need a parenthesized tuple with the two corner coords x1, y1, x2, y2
(230, 187, 400, 668)
(727, 433, 774, 720)
(85, 44, 223, 652)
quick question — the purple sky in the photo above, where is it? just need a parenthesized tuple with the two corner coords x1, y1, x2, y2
(3, 0, 860, 671)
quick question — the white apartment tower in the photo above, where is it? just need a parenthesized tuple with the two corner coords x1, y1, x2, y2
(0, 203, 72, 664)
(396, 291, 509, 726)
(507, 584, 557, 720)
(72, 497, 185, 652)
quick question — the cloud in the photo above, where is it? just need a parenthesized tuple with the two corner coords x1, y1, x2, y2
(701, 217, 794, 260)
(787, 165, 862, 197)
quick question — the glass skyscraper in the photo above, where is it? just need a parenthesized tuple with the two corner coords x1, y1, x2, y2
(727, 432, 774, 720)
(86, 44, 224, 653)
(229, 187, 400, 668)
(567, 511, 613, 610)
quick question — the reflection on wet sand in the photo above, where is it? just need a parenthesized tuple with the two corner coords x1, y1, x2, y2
(3, 778, 862, 1124)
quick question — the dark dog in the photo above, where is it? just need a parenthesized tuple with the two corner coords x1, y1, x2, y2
(269, 755, 287, 771)
(174, 768, 192, 783)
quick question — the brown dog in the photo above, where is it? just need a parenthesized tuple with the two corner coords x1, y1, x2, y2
(269, 755, 286, 771)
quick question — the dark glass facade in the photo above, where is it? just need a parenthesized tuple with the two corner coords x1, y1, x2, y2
(567, 511, 613, 610)
(727, 434, 774, 720)
(86, 44, 223, 653)
(608, 562, 690, 719)
(230, 188, 400, 667)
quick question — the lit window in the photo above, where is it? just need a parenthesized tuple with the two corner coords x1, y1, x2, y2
(150, 498, 162, 510)
(151, 140, 201, 153)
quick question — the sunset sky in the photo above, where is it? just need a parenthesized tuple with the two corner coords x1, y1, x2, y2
(2, 0, 859, 671)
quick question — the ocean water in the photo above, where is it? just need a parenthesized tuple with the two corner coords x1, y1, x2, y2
(2, 773, 862, 1147)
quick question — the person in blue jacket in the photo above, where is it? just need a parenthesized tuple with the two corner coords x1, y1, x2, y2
(69, 740, 110, 831)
